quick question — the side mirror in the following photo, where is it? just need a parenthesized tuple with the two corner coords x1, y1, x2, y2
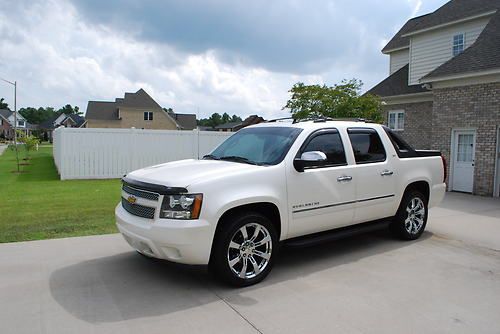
(294, 151, 327, 172)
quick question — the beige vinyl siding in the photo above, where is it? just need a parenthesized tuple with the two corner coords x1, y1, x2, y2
(409, 17, 490, 85)
(389, 49, 410, 74)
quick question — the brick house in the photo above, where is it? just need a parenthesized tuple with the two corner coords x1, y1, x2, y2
(0, 109, 33, 140)
(85, 89, 180, 130)
(368, 0, 500, 196)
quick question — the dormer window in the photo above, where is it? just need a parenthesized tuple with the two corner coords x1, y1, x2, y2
(452, 33, 464, 56)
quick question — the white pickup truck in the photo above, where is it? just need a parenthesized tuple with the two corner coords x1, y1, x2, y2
(116, 119, 446, 286)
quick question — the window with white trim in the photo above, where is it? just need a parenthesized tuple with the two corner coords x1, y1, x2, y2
(144, 111, 153, 121)
(17, 120, 25, 127)
(388, 110, 404, 131)
(452, 33, 465, 56)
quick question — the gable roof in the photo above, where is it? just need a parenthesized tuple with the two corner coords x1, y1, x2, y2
(39, 114, 59, 129)
(121, 88, 162, 109)
(382, 0, 500, 53)
(422, 12, 500, 80)
(85, 101, 119, 120)
(367, 64, 430, 97)
(0, 109, 11, 120)
(382, 14, 430, 53)
(39, 113, 86, 129)
(65, 114, 86, 127)
(85, 89, 163, 120)
(168, 112, 197, 130)
(406, 0, 500, 35)
(0, 109, 28, 123)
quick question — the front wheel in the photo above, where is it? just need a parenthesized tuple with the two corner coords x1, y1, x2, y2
(210, 212, 278, 287)
(390, 190, 428, 240)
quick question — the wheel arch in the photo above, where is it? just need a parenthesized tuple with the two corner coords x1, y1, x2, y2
(210, 201, 282, 263)
(403, 180, 430, 204)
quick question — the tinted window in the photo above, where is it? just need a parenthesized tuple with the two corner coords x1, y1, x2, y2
(385, 128, 414, 153)
(348, 129, 386, 164)
(208, 127, 302, 166)
(301, 131, 346, 168)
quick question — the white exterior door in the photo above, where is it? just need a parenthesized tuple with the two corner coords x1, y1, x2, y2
(452, 130, 476, 193)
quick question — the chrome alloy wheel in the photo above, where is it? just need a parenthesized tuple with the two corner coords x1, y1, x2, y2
(227, 223, 273, 279)
(405, 197, 425, 234)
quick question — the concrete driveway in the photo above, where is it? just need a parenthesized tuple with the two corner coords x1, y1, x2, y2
(1, 193, 499, 334)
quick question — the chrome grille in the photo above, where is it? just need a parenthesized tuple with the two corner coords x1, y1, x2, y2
(122, 184, 159, 201)
(121, 198, 156, 219)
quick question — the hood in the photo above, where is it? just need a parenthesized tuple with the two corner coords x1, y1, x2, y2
(126, 159, 260, 188)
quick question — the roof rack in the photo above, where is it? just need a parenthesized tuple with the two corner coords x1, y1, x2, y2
(266, 116, 372, 124)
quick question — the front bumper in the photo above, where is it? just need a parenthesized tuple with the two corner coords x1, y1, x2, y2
(115, 204, 214, 265)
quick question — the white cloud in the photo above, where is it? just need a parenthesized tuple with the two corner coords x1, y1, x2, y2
(0, 0, 448, 120)
(0, 0, 322, 119)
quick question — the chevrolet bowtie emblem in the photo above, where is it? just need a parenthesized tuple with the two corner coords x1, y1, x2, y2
(127, 195, 137, 204)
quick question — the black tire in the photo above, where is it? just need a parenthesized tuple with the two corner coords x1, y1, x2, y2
(210, 212, 278, 287)
(390, 190, 428, 240)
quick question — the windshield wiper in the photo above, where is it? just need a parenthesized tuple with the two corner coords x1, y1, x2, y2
(202, 154, 220, 160)
(219, 156, 258, 165)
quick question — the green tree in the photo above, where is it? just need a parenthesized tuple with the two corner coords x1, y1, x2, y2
(17, 131, 40, 160)
(283, 79, 382, 123)
(0, 98, 9, 109)
(197, 113, 243, 127)
(231, 114, 242, 123)
(198, 113, 222, 127)
(57, 104, 81, 115)
(19, 107, 57, 124)
(221, 112, 231, 124)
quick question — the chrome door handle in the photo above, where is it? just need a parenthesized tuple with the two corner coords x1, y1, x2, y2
(381, 170, 394, 176)
(337, 175, 352, 182)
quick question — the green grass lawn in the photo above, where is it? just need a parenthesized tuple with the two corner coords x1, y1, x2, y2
(0, 145, 121, 243)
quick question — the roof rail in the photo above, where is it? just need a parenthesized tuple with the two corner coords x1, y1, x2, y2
(267, 116, 373, 124)
(266, 117, 296, 123)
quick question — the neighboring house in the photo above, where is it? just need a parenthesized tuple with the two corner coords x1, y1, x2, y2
(197, 125, 216, 131)
(39, 113, 87, 142)
(368, 0, 500, 196)
(215, 121, 242, 132)
(85, 89, 179, 130)
(0, 109, 32, 140)
(167, 111, 197, 130)
(215, 115, 266, 132)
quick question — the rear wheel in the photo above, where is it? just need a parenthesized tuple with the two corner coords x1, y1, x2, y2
(390, 190, 428, 240)
(210, 212, 278, 287)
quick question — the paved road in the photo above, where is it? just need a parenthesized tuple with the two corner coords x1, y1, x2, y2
(0, 193, 499, 334)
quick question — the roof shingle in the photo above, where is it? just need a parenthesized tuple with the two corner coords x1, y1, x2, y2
(382, 14, 429, 53)
(367, 65, 430, 97)
(382, 0, 500, 53)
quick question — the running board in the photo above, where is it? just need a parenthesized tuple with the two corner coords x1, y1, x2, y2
(285, 219, 391, 248)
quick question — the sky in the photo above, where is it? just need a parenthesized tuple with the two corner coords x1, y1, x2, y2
(0, 0, 448, 120)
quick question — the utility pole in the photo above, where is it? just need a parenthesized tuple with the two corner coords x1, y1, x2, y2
(1, 77, 20, 172)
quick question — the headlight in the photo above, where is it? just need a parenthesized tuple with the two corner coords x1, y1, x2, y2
(160, 194, 203, 219)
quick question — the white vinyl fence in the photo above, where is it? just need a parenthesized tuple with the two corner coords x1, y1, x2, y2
(53, 128, 233, 180)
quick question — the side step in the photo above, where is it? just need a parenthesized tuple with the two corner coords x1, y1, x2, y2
(285, 219, 392, 248)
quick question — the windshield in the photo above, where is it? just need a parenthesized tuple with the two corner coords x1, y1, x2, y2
(205, 127, 303, 166)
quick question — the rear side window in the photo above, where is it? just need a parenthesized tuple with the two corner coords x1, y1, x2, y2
(301, 130, 347, 168)
(383, 126, 416, 157)
(347, 128, 386, 164)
